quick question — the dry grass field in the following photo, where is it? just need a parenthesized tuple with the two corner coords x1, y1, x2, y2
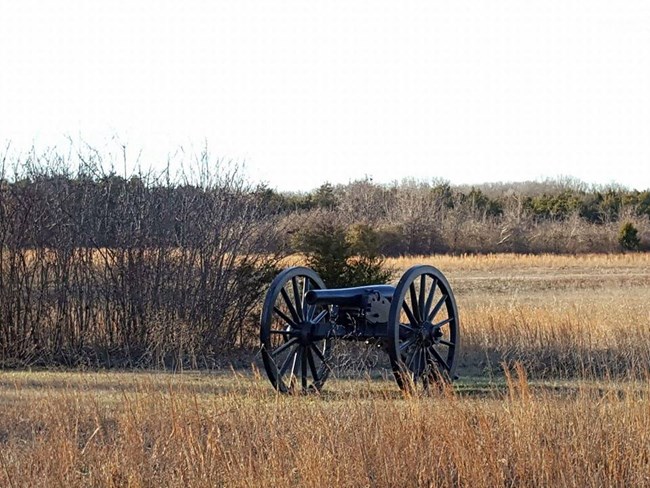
(1, 253, 650, 487)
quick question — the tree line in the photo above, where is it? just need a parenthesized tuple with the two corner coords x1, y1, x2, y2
(0, 147, 648, 367)
(274, 178, 649, 256)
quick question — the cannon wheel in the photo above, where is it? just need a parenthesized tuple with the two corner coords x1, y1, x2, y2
(387, 265, 460, 391)
(260, 267, 333, 393)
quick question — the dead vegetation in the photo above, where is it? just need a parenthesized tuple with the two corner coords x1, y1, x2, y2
(388, 253, 650, 378)
(1, 253, 649, 486)
(1, 369, 649, 487)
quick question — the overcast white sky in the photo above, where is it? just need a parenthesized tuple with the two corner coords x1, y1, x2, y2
(1, 1, 649, 191)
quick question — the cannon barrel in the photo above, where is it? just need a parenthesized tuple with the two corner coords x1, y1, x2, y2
(305, 285, 395, 307)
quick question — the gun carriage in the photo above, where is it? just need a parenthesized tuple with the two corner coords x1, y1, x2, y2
(260, 265, 459, 393)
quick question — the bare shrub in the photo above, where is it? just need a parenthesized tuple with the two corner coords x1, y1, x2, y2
(0, 145, 285, 367)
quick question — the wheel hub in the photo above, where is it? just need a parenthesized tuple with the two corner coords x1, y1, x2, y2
(298, 322, 312, 345)
(418, 322, 443, 346)
(419, 326, 430, 346)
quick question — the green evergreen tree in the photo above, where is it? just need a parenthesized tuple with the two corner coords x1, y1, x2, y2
(293, 221, 392, 288)
(618, 222, 640, 251)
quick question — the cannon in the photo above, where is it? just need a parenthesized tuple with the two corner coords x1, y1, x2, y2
(260, 265, 459, 393)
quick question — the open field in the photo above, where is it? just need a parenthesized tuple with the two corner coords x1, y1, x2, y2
(1, 253, 650, 486)
(1, 370, 649, 487)
(388, 253, 650, 379)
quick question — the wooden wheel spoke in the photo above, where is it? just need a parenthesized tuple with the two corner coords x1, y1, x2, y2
(439, 339, 455, 347)
(433, 317, 454, 328)
(289, 350, 299, 382)
(427, 294, 448, 322)
(399, 336, 418, 353)
(307, 348, 320, 384)
(424, 278, 437, 319)
(406, 347, 418, 369)
(302, 279, 312, 319)
(301, 347, 308, 390)
(428, 346, 451, 371)
(311, 309, 327, 324)
(311, 343, 332, 374)
(424, 347, 434, 367)
(410, 350, 418, 377)
(419, 348, 428, 376)
(418, 276, 427, 323)
(409, 348, 419, 376)
(280, 288, 300, 324)
(271, 337, 298, 357)
(413, 348, 425, 377)
(424, 348, 439, 379)
(279, 346, 299, 376)
(273, 307, 297, 328)
(409, 283, 422, 323)
(399, 322, 417, 333)
(402, 302, 419, 327)
(310, 343, 329, 370)
(291, 277, 303, 321)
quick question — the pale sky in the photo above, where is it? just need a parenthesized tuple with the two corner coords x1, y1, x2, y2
(1, 1, 649, 191)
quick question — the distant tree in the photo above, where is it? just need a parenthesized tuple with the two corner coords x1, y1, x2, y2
(601, 189, 623, 221)
(629, 191, 650, 219)
(618, 222, 640, 251)
(313, 182, 338, 210)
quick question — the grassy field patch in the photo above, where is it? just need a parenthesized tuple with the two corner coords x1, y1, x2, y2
(2, 253, 649, 486)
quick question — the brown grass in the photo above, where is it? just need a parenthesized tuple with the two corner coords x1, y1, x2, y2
(2, 252, 650, 486)
(387, 253, 650, 378)
(1, 370, 649, 487)
(386, 251, 650, 273)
